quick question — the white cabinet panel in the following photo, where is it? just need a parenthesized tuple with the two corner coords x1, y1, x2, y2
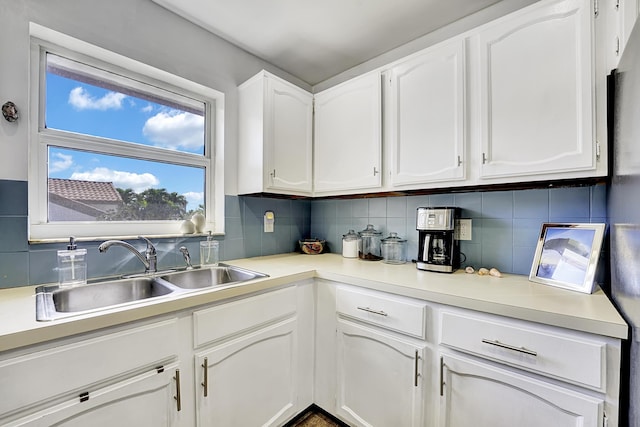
(439, 353, 603, 427)
(336, 285, 427, 338)
(440, 311, 606, 390)
(238, 71, 313, 195)
(7, 364, 180, 427)
(0, 319, 178, 417)
(386, 38, 466, 187)
(336, 319, 426, 427)
(314, 71, 382, 194)
(195, 319, 299, 427)
(475, 0, 597, 179)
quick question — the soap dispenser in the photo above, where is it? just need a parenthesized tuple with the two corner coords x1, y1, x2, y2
(200, 231, 219, 266)
(57, 236, 87, 286)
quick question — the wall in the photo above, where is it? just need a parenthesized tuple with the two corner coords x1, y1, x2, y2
(0, 0, 312, 287)
(310, 185, 608, 277)
(0, 0, 310, 193)
(0, 183, 310, 288)
(0, 0, 610, 289)
(0, 179, 608, 288)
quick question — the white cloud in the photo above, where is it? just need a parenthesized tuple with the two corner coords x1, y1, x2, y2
(183, 191, 204, 206)
(143, 110, 204, 151)
(141, 104, 154, 113)
(70, 167, 159, 193)
(49, 153, 73, 173)
(68, 87, 127, 111)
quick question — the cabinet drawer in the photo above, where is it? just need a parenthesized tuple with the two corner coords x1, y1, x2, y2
(193, 286, 297, 347)
(336, 286, 427, 338)
(440, 311, 606, 390)
(0, 318, 178, 416)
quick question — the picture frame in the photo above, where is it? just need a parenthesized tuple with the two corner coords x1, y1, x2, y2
(529, 223, 606, 294)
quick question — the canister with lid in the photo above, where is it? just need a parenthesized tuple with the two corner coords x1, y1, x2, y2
(358, 224, 383, 261)
(381, 232, 407, 264)
(342, 229, 359, 258)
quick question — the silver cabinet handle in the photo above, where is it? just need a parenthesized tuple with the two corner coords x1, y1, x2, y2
(481, 339, 538, 357)
(356, 306, 388, 316)
(414, 350, 420, 387)
(201, 357, 209, 397)
(439, 356, 445, 397)
(174, 369, 182, 412)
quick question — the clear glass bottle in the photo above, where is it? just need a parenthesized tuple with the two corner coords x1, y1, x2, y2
(57, 236, 87, 286)
(200, 231, 219, 266)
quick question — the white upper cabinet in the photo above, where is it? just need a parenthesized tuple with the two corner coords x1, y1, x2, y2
(314, 71, 382, 195)
(385, 38, 467, 188)
(238, 71, 313, 195)
(473, 0, 598, 180)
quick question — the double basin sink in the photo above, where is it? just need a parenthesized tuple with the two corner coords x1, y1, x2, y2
(35, 264, 268, 321)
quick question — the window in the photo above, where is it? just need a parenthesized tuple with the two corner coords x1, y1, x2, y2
(28, 24, 225, 241)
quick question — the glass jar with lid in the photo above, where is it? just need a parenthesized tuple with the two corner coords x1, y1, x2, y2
(358, 224, 383, 261)
(342, 229, 359, 258)
(381, 232, 407, 264)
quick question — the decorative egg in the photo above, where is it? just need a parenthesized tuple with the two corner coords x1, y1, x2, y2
(191, 212, 206, 233)
(180, 219, 196, 234)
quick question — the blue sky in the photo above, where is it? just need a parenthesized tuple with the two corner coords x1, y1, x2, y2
(46, 72, 205, 211)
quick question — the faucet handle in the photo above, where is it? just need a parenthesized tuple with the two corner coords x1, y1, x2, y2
(138, 235, 156, 255)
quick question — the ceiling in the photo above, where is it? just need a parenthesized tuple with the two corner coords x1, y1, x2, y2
(151, 0, 504, 85)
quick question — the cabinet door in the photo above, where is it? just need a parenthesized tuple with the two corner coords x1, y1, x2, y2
(314, 72, 382, 194)
(266, 75, 313, 193)
(387, 38, 466, 187)
(195, 319, 298, 427)
(439, 353, 603, 427)
(475, 0, 596, 179)
(7, 364, 180, 427)
(336, 319, 426, 427)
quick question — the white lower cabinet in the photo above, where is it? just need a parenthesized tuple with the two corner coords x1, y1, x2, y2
(0, 279, 623, 427)
(336, 319, 426, 427)
(333, 285, 429, 427)
(0, 318, 182, 426)
(438, 308, 619, 427)
(439, 353, 603, 427)
(190, 284, 310, 427)
(194, 319, 299, 426)
(8, 362, 180, 427)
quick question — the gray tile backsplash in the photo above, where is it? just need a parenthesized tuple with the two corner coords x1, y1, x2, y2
(0, 179, 608, 288)
(309, 185, 609, 277)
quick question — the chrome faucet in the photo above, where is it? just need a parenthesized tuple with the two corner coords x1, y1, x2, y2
(179, 246, 193, 270)
(98, 236, 158, 274)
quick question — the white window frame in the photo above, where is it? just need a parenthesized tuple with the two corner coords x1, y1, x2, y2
(28, 23, 225, 242)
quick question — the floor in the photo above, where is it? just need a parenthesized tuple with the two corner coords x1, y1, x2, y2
(288, 409, 346, 427)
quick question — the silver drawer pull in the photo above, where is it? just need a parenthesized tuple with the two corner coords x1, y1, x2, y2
(481, 339, 538, 357)
(357, 306, 388, 317)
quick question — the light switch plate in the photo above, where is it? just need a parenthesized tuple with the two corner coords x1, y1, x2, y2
(455, 219, 472, 240)
(264, 211, 274, 233)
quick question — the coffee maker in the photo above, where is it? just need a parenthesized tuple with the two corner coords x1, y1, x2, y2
(416, 207, 460, 273)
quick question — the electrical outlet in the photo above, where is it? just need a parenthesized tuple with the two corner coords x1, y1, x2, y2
(455, 219, 472, 241)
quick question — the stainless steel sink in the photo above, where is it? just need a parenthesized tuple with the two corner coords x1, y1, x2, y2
(35, 264, 268, 321)
(36, 277, 175, 321)
(160, 263, 268, 289)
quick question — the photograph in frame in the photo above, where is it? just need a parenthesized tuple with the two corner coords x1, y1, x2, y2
(529, 223, 606, 294)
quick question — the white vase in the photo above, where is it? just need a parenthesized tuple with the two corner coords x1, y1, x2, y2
(191, 212, 206, 233)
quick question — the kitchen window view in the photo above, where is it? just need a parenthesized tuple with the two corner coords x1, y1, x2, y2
(29, 47, 218, 240)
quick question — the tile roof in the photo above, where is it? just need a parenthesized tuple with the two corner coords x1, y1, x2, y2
(48, 178, 123, 203)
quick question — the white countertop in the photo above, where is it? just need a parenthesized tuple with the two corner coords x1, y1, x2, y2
(0, 253, 628, 353)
